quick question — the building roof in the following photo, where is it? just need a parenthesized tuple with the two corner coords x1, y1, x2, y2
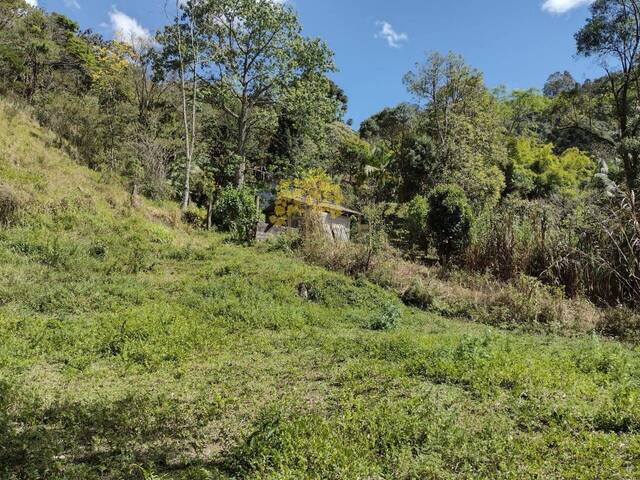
(258, 191, 362, 216)
(316, 201, 362, 216)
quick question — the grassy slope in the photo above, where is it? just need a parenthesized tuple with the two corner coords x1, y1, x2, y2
(0, 103, 639, 480)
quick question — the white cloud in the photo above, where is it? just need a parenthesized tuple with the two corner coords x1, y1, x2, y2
(25, 0, 37, 6)
(108, 7, 151, 45)
(375, 21, 408, 48)
(542, 0, 593, 14)
(64, 0, 81, 8)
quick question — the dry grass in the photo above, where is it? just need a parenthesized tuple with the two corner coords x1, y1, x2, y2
(289, 227, 611, 337)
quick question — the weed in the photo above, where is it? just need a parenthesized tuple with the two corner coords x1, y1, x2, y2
(368, 301, 402, 331)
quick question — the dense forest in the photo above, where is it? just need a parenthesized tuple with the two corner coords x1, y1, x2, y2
(1, 0, 639, 321)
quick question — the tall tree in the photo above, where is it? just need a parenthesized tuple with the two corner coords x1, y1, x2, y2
(195, 0, 336, 186)
(403, 52, 507, 211)
(576, 0, 640, 190)
(543, 71, 578, 98)
(158, 0, 202, 210)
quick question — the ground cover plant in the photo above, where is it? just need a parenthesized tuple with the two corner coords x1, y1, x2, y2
(1, 100, 640, 480)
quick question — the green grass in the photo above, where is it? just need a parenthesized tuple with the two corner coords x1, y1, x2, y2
(1, 103, 640, 479)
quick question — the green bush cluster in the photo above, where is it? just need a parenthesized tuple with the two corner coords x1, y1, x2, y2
(403, 194, 429, 252)
(212, 186, 259, 242)
(427, 184, 474, 262)
(368, 300, 402, 331)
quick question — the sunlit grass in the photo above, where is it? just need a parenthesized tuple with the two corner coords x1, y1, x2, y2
(1, 102, 639, 479)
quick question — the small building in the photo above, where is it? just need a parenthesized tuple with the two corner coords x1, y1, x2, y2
(255, 193, 361, 242)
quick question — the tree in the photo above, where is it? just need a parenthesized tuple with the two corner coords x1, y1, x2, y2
(264, 74, 343, 179)
(403, 52, 507, 212)
(506, 138, 596, 198)
(545, 77, 617, 156)
(158, 0, 202, 210)
(360, 103, 418, 145)
(196, 0, 336, 186)
(576, 0, 640, 190)
(427, 184, 473, 262)
(403, 194, 430, 252)
(543, 71, 578, 98)
(0, 8, 91, 102)
(271, 169, 343, 227)
(90, 41, 136, 172)
(212, 185, 258, 240)
(499, 88, 550, 137)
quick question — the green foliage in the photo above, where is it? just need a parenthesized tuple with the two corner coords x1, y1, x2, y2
(466, 192, 640, 309)
(507, 137, 596, 197)
(1, 105, 640, 480)
(576, 0, 640, 189)
(543, 71, 578, 98)
(180, 0, 338, 185)
(368, 300, 402, 331)
(403, 194, 429, 252)
(497, 88, 550, 137)
(212, 186, 258, 241)
(427, 184, 474, 261)
(403, 52, 508, 212)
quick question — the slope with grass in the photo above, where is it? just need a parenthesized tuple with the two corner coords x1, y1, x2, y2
(1, 102, 640, 479)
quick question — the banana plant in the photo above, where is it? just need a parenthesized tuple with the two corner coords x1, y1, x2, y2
(360, 142, 397, 197)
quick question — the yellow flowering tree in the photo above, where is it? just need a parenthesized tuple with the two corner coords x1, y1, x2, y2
(90, 42, 132, 94)
(271, 169, 344, 227)
(89, 41, 135, 171)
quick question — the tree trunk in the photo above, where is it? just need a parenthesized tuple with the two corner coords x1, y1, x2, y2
(181, 167, 191, 210)
(235, 160, 246, 187)
(131, 182, 141, 209)
(176, 0, 198, 211)
(207, 190, 214, 230)
(235, 100, 249, 187)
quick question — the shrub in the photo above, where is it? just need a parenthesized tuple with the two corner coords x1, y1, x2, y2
(475, 275, 570, 330)
(403, 195, 429, 253)
(212, 186, 259, 242)
(401, 279, 434, 309)
(427, 185, 473, 262)
(597, 307, 640, 340)
(182, 206, 205, 228)
(0, 185, 21, 227)
(368, 300, 402, 331)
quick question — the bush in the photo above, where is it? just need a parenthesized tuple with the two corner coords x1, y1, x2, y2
(368, 300, 402, 331)
(597, 307, 640, 340)
(182, 206, 205, 228)
(0, 185, 21, 226)
(212, 187, 259, 242)
(401, 279, 434, 309)
(427, 185, 473, 262)
(403, 195, 429, 253)
(475, 275, 570, 330)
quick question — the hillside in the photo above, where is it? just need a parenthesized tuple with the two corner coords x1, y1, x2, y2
(1, 102, 639, 479)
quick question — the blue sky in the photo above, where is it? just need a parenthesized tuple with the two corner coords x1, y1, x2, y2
(31, 0, 600, 125)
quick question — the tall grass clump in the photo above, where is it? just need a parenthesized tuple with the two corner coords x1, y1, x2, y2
(0, 185, 22, 227)
(466, 192, 640, 311)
